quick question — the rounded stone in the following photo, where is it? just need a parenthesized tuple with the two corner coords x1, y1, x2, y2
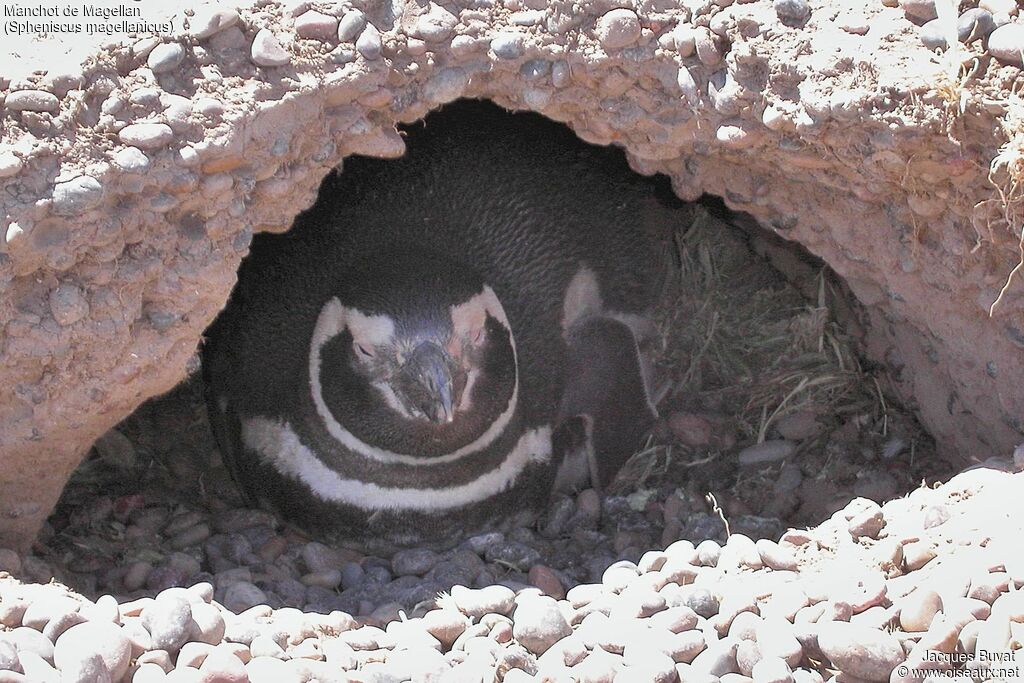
(528, 565, 565, 599)
(451, 585, 516, 618)
(392, 548, 441, 577)
(132, 663, 167, 683)
(694, 28, 721, 66)
(197, 649, 247, 683)
(485, 540, 541, 569)
(294, 10, 338, 40)
(141, 595, 193, 653)
(0, 638, 20, 672)
(337, 10, 366, 42)
(595, 9, 641, 49)
(222, 582, 267, 613)
(6, 627, 54, 663)
(988, 23, 1024, 65)
(60, 652, 111, 683)
(251, 29, 291, 67)
(413, 4, 458, 41)
(899, 589, 942, 632)
(5, 90, 60, 113)
(817, 621, 903, 682)
(189, 7, 240, 39)
(691, 638, 739, 677)
(752, 656, 794, 683)
(356, 24, 383, 60)
(51, 176, 103, 216)
(422, 609, 469, 649)
(490, 32, 526, 59)
(738, 440, 796, 466)
(190, 602, 226, 645)
(148, 43, 185, 73)
(49, 284, 89, 326)
(848, 505, 885, 540)
(684, 588, 720, 619)
(300, 569, 342, 589)
(512, 596, 572, 655)
(755, 618, 802, 668)
(118, 123, 174, 150)
(958, 8, 996, 42)
(774, 412, 821, 441)
(246, 656, 291, 683)
(902, 0, 938, 21)
(774, 0, 810, 23)
(54, 622, 131, 682)
(0, 152, 24, 178)
(112, 147, 150, 173)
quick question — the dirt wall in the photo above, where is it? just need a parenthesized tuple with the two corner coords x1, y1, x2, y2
(1, 0, 1022, 550)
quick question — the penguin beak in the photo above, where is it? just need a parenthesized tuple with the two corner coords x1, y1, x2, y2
(433, 376, 455, 424)
(402, 341, 456, 424)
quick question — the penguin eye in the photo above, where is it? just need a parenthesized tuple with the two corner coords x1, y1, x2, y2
(355, 343, 375, 359)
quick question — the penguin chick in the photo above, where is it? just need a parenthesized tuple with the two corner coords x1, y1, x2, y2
(553, 315, 659, 493)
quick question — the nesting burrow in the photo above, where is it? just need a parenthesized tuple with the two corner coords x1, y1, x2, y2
(2, 0, 1024, 680)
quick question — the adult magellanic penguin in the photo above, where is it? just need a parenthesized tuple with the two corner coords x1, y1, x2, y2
(203, 100, 681, 551)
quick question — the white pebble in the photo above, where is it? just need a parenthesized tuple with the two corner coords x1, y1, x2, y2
(413, 4, 458, 41)
(294, 10, 338, 40)
(988, 23, 1024, 65)
(51, 175, 103, 215)
(251, 29, 291, 67)
(189, 7, 240, 39)
(817, 621, 903, 681)
(337, 10, 366, 42)
(5, 90, 60, 113)
(118, 123, 174, 150)
(0, 151, 24, 177)
(596, 9, 641, 49)
(54, 621, 131, 681)
(113, 147, 150, 173)
(514, 595, 572, 655)
(147, 43, 185, 73)
(356, 24, 383, 59)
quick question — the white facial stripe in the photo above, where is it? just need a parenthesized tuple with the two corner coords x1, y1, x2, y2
(562, 266, 603, 336)
(459, 368, 480, 412)
(451, 285, 509, 335)
(241, 417, 551, 511)
(346, 307, 395, 350)
(309, 297, 519, 465)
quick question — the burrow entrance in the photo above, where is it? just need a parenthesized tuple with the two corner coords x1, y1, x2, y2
(23, 102, 954, 614)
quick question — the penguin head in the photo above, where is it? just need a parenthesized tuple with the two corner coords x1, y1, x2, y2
(342, 280, 503, 426)
(309, 253, 518, 455)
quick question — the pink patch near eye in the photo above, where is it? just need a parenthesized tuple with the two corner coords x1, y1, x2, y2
(356, 344, 374, 358)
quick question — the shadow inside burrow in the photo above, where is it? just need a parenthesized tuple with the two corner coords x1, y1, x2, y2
(29, 100, 952, 616)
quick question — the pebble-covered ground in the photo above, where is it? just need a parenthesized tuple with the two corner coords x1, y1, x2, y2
(0, 462, 1020, 682)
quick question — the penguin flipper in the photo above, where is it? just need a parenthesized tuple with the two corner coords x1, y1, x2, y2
(203, 389, 260, 509)
(554, 316, 658, 492)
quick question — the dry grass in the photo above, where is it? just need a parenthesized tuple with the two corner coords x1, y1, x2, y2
(653, 207, 881, 444)
(611, 204, 901, 498)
